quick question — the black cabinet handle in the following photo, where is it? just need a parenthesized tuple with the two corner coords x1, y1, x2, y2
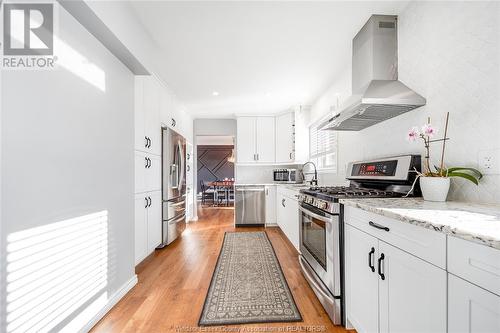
(145, 136, 148, 148)
(145, 157, 149, 168)
(147, 137, 151, 148)
(282, 198, 286, 207)
(148, 197, 152, 207)
(187, 165, 190, 171)
(378, 253, 385, 280)
(171, 118, 176, 127)
(145, 197, 149, 208)
(369, 221, 390, 232)
(368, 247, 375, 272)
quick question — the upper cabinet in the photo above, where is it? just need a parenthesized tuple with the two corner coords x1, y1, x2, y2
(159, 84, 192, 141)
(135, 76, 161, 156)
(235, 107, 309, 165)
(236, 116, 275, 163)
(275, 112, 295, 163)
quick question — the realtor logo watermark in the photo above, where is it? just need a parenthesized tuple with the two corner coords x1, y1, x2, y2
(1, 1, 57, 69)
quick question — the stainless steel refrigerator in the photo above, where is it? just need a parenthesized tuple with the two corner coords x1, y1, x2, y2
(157, 127, 186, 248)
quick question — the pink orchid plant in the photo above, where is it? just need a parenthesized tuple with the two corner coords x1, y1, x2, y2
(407, 113, 482, 184)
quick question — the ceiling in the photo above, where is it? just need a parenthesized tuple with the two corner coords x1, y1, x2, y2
(128, 1, 409, 118)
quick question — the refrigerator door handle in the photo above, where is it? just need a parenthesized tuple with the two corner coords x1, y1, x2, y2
(177, 141, 185, 191)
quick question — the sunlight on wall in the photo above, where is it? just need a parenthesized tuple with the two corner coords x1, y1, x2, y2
(6, 211, 108, 333)
(8, 16, 106, 91)
(55, 36, 106, 92)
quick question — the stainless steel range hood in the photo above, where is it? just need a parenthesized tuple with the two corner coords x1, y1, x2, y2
(321, 15, 426, 131)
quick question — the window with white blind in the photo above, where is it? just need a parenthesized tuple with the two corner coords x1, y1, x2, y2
(309, 118, 338, 172)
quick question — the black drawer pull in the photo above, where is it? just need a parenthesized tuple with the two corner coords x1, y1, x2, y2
(281, 198, 286, 207)
(368, 247, 375, 272)
(145, 197, 149, 208)
(378, 253, 385, 280)
(369, 221, 390, 232)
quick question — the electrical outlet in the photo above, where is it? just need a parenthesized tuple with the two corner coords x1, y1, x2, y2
(478, 149, 500, 175)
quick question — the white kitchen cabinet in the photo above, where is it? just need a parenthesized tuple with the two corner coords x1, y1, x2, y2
(378, 241, 447, 333)
(345, 225, 379, 333)
(236, 117, 257, 163)
(135, 151, 161, 194)
(276, 190, 299, 251)
(236, 116, 275, 163)
(448, 274, 500, 333)
(275, 112, 295, 163)
(134, 194, 148, 265)
(255, 117, 275, 163)
(264, 185, 277, 225)
(135, 191, 161, 265)
(135, 151, 147, 194)
(146, 191, 162, 252)
(146, 154, 161, 192)
(135, 76, 161, 156)
(345, 207, 447, 333)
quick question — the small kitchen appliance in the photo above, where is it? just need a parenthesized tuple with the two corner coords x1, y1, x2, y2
(298, 154, 421, 326)
(273, 168, 302, 183)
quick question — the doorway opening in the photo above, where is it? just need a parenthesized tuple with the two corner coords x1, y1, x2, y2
(196, 136, 235, 213)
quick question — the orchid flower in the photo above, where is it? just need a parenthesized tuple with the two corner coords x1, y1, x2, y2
(407, 127, 420, 142)
(421, 124, 437, 138)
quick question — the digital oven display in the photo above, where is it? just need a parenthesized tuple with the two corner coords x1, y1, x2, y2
(351, 160, 398, 177)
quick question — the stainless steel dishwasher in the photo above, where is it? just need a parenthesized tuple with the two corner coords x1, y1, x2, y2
(235, 185, 265, 226)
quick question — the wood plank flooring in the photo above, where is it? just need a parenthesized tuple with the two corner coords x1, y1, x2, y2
(91, 206, 349, 333)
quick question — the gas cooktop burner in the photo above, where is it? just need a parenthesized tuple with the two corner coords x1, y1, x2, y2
(303, 186, 405, 201)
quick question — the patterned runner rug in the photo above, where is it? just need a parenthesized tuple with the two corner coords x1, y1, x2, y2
(199, 231, 302, 326)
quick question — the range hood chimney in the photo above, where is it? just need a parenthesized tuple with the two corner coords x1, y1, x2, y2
(321, 15, 426, 131)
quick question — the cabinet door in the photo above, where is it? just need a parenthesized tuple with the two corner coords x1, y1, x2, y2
(285, 197, 299, 251)
(264, 186, 276, 225)
(147, 191, 162, 252)
(146, 154, 161, 192)
(144, 77, 161, 155)
(135, 151, 147, 194)
(276, 193, 285, 230)
(135, 194, 148, 265)
(160, 87, 173, 128)
(345, 225, 379, 333)
(275, 112, 294, 163)
(448, 274, 500, 333)
(134, 77, 147, 152)
(255, 117, 275, 163)
(237, 117, 256, 163)
(378, 241, 447, 333)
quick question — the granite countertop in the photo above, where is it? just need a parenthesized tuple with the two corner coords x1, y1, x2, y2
(340, 198, 500, 250)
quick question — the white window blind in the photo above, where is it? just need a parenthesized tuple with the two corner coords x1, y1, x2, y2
(309, 118, 338, 171)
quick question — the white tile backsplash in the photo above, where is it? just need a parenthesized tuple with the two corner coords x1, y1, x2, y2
(312, 1, 500, 203)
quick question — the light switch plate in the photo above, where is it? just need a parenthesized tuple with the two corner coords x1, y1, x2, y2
(478, 149, 500, 175)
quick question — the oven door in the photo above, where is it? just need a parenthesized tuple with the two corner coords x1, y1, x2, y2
(299, 203, 340, 297)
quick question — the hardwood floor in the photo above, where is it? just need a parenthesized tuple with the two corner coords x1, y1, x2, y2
(91, 206, 349, 333)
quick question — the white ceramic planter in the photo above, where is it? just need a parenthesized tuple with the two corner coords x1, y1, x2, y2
(419, 177, 450, 202)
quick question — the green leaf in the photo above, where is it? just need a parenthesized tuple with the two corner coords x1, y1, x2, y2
(447, 167, 483, 180)
(448, 171, 479, 185)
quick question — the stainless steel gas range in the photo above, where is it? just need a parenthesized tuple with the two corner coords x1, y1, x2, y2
(298, 155, 421, 326)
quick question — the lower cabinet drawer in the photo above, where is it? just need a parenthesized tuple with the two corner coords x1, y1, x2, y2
(448, 236, 500, 296)
(344, 206, 446, 269)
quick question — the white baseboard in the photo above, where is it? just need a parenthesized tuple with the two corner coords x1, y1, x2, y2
(80, 274, 138, 333)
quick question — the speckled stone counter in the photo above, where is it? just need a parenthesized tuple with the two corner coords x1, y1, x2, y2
(340, 198, 500, 250)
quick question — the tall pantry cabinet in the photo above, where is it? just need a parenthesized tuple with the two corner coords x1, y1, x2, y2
(134, 76, 162, 265)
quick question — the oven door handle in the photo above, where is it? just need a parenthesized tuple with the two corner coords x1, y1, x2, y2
(299, 206, 334, 224)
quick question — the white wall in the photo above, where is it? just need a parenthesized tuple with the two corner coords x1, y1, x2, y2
(311, 1, 500, 203)
(1, 5, 135, 332)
